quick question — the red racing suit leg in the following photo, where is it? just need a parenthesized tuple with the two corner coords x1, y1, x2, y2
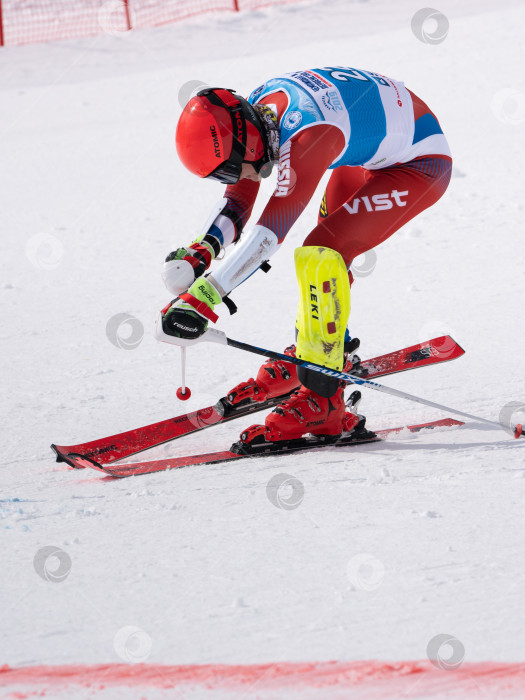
(305, 155, 452, 282)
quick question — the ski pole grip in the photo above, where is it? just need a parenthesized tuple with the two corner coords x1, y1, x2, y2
(155, 312, 228, 347)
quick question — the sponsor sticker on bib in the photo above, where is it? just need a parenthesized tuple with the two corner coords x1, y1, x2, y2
(283, 110, 302, 129)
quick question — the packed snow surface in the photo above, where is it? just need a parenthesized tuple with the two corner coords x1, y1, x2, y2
(2, 0, 525, 697)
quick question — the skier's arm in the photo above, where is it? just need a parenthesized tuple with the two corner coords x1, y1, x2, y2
(208, 124, 344, 298)
(161, 124, 343, 341)
(162, 179, 260, 296)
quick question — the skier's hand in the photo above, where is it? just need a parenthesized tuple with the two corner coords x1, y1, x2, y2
(162, 278, 222, 340)
(162, 239, 219, 296)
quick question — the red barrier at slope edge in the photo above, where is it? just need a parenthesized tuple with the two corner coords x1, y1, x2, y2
(0, 0, 305, 47)
(1, 661, 525, 698)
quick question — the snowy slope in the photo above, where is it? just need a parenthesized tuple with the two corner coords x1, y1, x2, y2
(2, 0, 525, 697)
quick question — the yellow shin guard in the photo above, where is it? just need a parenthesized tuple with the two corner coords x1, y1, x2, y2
(295, 246, 351, 374)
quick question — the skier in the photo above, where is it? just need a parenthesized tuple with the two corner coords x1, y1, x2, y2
(159, 67, 452, 447)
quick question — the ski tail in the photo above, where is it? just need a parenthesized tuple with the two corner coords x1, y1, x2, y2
(51, 449, 108, 472)
(356, 335, 464, 378)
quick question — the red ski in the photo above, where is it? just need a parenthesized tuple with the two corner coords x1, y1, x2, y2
(65, 418, 465, 478)
(51, 335, 464, 469)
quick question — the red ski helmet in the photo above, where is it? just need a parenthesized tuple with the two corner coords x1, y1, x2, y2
(175, 88, 267, 184)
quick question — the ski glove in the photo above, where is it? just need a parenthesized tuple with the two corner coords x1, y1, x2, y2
(162, 235, 221, 296)
(162, 278, 222, 340)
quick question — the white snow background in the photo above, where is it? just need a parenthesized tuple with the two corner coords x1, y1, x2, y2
(1, 0, 525, 697)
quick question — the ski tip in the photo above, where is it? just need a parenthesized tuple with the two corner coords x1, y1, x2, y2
(514, 424, 523, 439)
(50, 445, 92, 470)
(50, 444, 63, 463)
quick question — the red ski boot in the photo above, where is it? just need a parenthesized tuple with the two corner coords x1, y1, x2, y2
(266, 384, 363, 440)
(241, 384, 361, 443)
(227, 338, 362, 407)
(227, 345, 300, 406)
(238, 386, 367, 451)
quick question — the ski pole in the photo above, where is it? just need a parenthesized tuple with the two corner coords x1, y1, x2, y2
(155, 318, 523, 437)
(223, 336, 524, 439)
(176, 346, 192, 401)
